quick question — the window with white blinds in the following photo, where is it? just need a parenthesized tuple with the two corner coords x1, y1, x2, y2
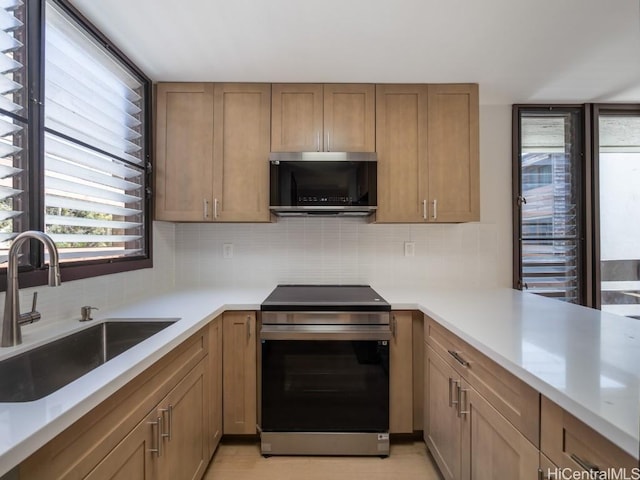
(44, 2, 147, 263)
(0, 0, 150, 287)
(0, 0, 27, 267)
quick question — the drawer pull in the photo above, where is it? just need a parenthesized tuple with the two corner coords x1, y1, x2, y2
(570, 453, 600, 472)
(447, 349, 470, 367)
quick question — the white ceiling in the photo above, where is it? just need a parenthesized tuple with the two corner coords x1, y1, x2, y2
(69, 0, 640, 105)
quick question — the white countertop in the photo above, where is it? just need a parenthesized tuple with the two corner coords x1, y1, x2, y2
(0, 286, 638, 476)
(383, 287, 640, 460)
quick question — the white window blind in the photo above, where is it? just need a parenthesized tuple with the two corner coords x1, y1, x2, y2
(44, 2, 146, 263)
(0, 0, 26, 266)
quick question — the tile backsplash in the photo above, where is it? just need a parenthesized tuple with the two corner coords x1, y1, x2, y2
(0, 221, 176, 329)
(174, 217, 504, 290)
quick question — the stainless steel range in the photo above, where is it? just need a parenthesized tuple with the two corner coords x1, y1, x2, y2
(259, 285, 391, 457)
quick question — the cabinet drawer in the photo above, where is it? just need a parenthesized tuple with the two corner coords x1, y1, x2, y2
(425, 315, 540, 446)
(20, 327, 209, 480)
(540, 396, 637, 472)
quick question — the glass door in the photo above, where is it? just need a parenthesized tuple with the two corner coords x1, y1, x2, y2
(515, 108, 584, 303)
(596, 112, 640, 318)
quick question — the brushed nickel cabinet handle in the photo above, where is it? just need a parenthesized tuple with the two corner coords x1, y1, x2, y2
(203, 199, 209, 220)
(214, 198, 219, 218)
(447, 349, 470, 367)
(451, 379, 459, 410)
(148, 416, 162, 457)
(459, 388, 469, 417)
(423, 199, 427, 220)
(570, 453, 600, 472)
(160, 405, 173, 441)
(448, 377, 455, 407)
(433, 199, 438, 220)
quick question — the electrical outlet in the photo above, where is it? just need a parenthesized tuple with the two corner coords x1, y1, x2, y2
(223, 243, 234, 259)
(404, 242, 415, 257)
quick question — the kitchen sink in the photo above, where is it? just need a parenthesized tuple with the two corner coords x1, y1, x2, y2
(0, 319, 178, 402)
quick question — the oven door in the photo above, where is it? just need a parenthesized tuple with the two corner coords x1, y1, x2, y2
(260, 325, 390, 433)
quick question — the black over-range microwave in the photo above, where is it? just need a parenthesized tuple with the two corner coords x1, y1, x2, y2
(269, 152, 377, 217)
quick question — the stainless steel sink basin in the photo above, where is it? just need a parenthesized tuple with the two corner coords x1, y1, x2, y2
(0, 319, 177, 402)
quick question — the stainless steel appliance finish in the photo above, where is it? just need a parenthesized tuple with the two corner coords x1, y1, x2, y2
(259, 285, 391, 457)
(269, 154, 377, 217)
(269, 152, 377, 162)
(261, 432, 390, 457)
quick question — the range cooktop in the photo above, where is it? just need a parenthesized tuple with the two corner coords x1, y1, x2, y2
(260, 285, 391, 312)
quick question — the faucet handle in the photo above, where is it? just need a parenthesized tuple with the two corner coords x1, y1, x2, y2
(17, 292, 41, 326)
(80, 306, 99, 322)
(31, 291, 38, 313)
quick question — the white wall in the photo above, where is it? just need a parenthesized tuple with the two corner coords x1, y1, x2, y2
(174, 104, 514, 290)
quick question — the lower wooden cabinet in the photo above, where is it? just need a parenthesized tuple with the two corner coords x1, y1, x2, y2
(208, 315, 223, 455)
(390, 311, 414, 433)
(540, 396, 637, 472)
(157, 360, 209, 480)
(19, 327, 211, 480)
(222, 311, 257, 435)
(425, 344, 462, 480)
(461, 379, 538, 479)
(425, 342, 539, 480)
(84, 409, 158, 480)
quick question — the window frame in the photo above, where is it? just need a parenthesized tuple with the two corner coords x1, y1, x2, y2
(513, 103, 640, 310)
(591, 103, 640, 311)
(0, 0, 153, 292)
(512, 104, 590, 306)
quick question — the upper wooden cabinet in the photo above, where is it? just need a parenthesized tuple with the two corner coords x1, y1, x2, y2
(376, 84, 479, 223)
(213, 83, 271, 222)
(155, 83, 214, 222)
(271, 83, 375, 152)
(155, 83, 271, 222)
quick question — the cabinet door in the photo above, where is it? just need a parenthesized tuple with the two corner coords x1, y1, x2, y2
(223, 312, 257, 434)
(213, 83, 271, 222)
(84, 410, 158, 480)
(424, 345, 462, 480)
(375, 84, 429, 223)
(155, 83, 214, 221)
(208, 316, 223, 457)
(427, 84, 479, 223)
(390, 311, 413, 433)
(157, 360, 208, 480)
(271, 84, 323, 152)
(323, 84, 375, 152)
(461, 380, 538, 480)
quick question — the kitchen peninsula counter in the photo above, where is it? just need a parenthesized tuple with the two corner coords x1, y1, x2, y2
(0, 286, 637, 476)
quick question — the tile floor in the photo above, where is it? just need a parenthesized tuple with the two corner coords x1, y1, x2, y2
(203, 440, 442, 480)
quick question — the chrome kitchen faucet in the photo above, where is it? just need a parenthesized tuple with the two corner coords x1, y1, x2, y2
(1, 231, 61, 347)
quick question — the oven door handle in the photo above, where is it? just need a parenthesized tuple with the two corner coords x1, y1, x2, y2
(260, 324, 392, 341)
